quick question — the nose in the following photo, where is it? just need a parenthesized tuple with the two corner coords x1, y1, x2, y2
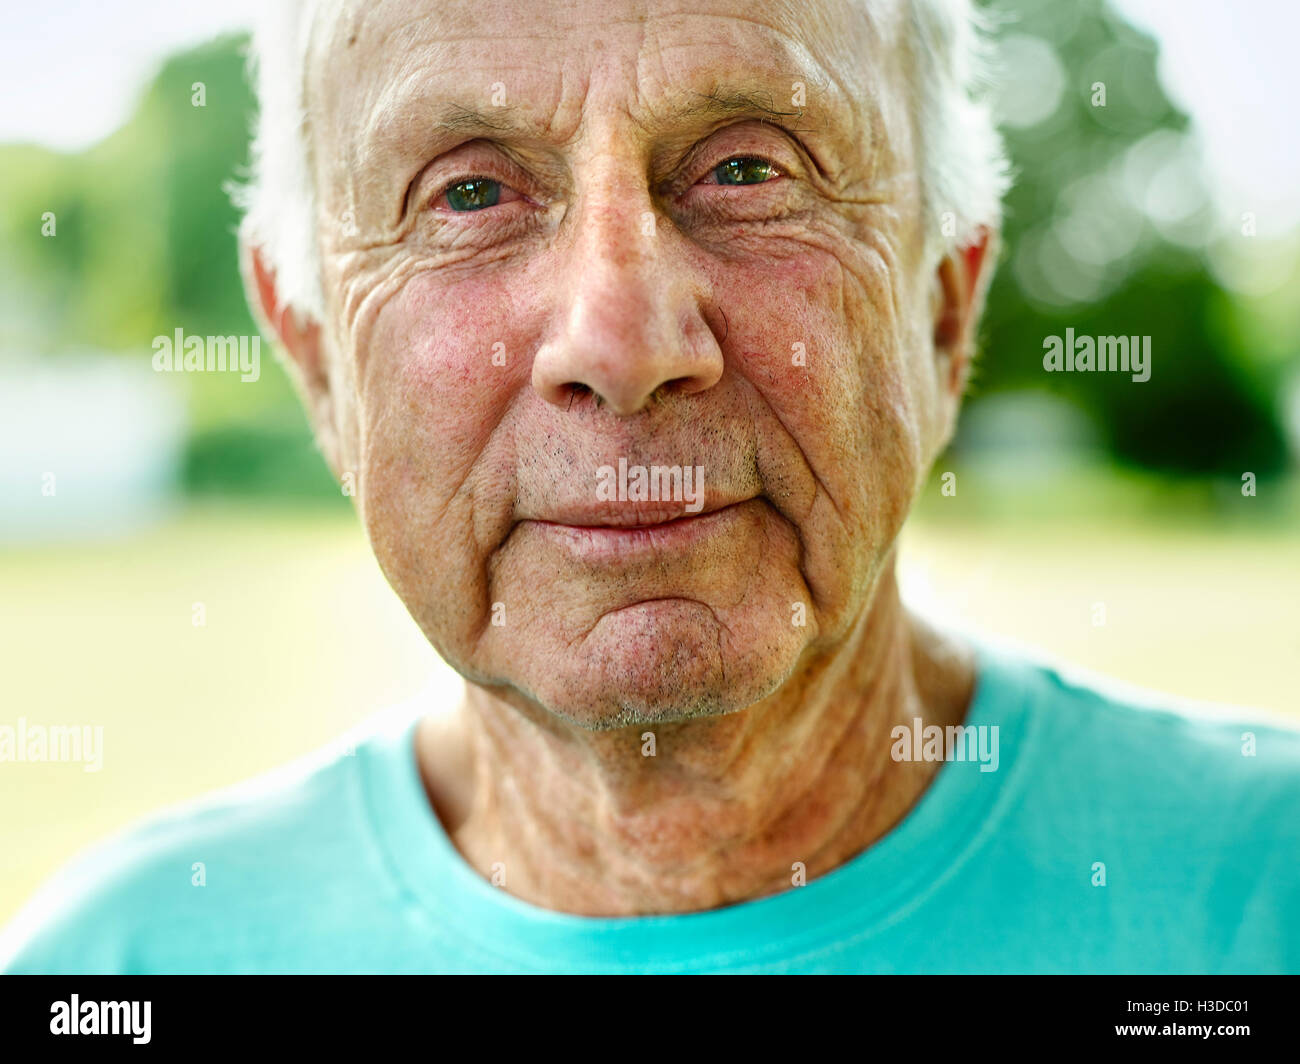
(532, 196, 724, 417)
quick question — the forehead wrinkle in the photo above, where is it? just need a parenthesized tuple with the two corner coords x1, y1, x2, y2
(632, 82, 840, 144)
(314, 1, 573, 166)
(361, 72, 548, 158)
(629, 9, 875, 167)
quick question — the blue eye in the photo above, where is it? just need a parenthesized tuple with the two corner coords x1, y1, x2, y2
(445, 179, 501, 211)
(713, 157, 779, 186)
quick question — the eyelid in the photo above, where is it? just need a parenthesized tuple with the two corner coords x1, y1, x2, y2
(410, 139, 536, 213)
(666, 124, 805, 196)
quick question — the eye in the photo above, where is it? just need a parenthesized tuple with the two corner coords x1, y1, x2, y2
(708, 156, 782, 187)
(439, 178, 503, 212)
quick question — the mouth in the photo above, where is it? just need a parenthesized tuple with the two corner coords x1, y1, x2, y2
(525, 499, 757, 560)
(538, 497, 741, 528)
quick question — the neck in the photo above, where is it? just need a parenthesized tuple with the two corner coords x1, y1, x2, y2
(415, 564, 975, 916)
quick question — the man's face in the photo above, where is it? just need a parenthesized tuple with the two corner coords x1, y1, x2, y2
(302, 0, 960, 728)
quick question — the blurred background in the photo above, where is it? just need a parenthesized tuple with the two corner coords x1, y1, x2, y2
(1, 0, 1298, 925)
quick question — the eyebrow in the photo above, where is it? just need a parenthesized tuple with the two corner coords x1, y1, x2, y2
(405, 84, 816, 148)
(676, 87, 808, 128)
(433, 102, 526, 137)
(661, 86, 834, 179)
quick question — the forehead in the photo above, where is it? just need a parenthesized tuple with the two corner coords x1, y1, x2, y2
(306, 0, 903, 161)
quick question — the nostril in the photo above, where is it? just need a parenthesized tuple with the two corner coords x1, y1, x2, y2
(564, 383, 602, 411)
(648, 379, 687, 405)
(660, 375, 706, 399)
(562, 378, 701, 412)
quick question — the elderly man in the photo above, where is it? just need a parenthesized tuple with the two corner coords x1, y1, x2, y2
(3, 0, 1298, 975)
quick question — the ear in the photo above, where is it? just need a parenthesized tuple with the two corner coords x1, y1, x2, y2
(931, 227, 996, 398)
(240, 239, 341, 475)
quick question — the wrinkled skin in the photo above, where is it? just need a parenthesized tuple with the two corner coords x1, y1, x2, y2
(246, 0, 995, 914)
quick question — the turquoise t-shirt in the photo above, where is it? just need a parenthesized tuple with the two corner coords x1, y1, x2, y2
(4, 642, 1298, 974)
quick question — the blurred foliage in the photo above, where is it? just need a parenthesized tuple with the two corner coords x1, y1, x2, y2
(971, 0, 1292, 476)
(0, 0, 1294, 496)
(0, 36, 327, 499)
(181, 419, 340, 500)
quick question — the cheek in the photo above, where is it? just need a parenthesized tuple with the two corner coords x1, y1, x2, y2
(357, 270, 532, 511)
(712, 247, 922, 517)
(719, 253, 850, 392)
(349, 268, 538, 645)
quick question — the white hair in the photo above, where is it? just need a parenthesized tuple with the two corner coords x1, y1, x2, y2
(906, 0, 1011, 259)
(233, 0, 324, 320)
(235, 0, 1009, 320)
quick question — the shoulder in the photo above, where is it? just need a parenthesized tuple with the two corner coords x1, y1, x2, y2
(1022, 644, 1299, 767)
(0, 703, 422, 974)
(981, 639, 1300, 837)
(964, 642, 1300, 971)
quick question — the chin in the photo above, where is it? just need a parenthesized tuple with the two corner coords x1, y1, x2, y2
(515, 599, 802, 731)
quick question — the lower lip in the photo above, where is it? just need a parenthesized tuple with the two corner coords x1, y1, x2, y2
(528, 502, 751, 562)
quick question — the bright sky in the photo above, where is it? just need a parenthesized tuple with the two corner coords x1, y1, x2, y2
(1, 0, 1297, 229)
